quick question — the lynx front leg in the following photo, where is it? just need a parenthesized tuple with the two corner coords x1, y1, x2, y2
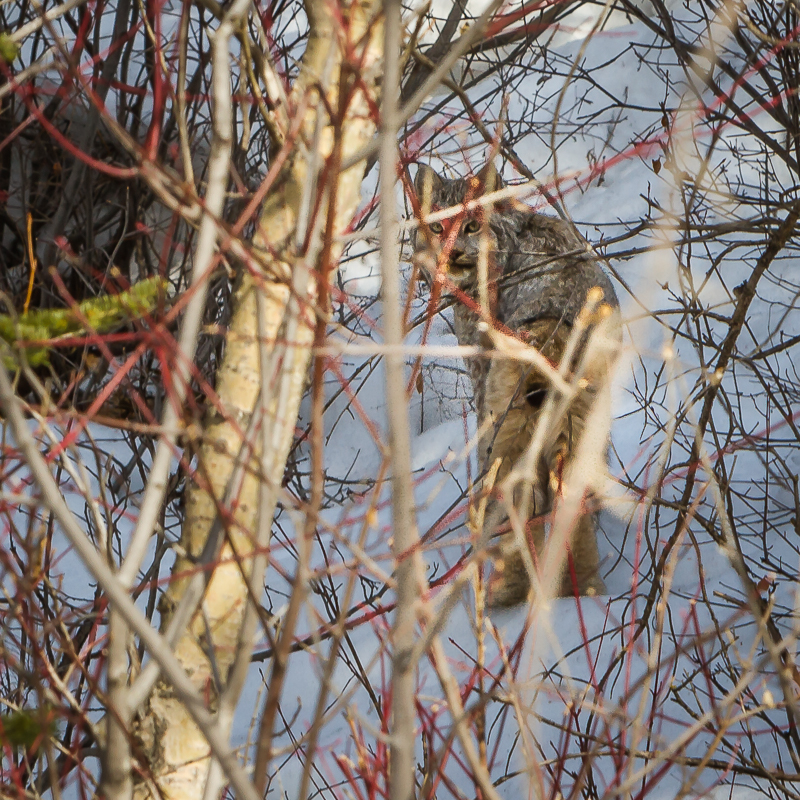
(484, 520, 545, 608)
(483, 488, 605, 604)
(486, 545, 531, 608)
(557, 512, 606, 598)
(548, 440, 606, 598)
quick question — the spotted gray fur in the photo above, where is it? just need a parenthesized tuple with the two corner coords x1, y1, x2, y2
(411, 163, 619, 604)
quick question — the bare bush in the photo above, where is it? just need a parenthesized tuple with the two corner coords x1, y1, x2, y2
(1, 0, 799, 799)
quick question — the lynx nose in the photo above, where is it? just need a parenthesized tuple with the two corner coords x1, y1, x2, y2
(450, 248, 473, 267)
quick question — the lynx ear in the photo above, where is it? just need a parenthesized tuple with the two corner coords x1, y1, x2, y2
(478, 162, 504, 193)
(414, 164, 443, 212)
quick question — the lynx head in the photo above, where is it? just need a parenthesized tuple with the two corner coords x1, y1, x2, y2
(412, 163, 505, 292)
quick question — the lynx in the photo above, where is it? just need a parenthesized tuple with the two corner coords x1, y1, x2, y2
(412, 163, 619, 606)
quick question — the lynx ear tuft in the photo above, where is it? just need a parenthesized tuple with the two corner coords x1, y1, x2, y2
(414, 164, 444, 212)
(478, 328, 494, 351)
(478, 162, 504, 193)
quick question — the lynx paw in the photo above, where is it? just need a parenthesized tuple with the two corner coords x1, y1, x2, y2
(558, 572, 607, 598)
(486, 551, 531, 607)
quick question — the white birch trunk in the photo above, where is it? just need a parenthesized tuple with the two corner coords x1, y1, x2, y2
(132, 2, 383, 797)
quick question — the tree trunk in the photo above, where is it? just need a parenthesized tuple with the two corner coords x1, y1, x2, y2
(133, 2, 383, 797)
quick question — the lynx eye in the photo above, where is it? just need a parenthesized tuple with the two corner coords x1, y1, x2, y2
(429, 221, 444, 234)
(464, 220, 481, 234)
